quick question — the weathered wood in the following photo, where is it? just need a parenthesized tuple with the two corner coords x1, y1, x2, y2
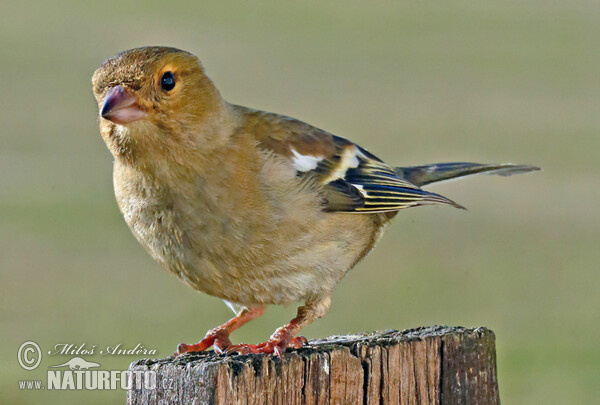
(127, 325, 499, 404)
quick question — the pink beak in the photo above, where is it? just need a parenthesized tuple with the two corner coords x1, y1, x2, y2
(101, 86, 146, 124)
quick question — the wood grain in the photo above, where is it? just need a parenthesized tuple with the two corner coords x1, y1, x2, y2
(127, 325, 499, 404)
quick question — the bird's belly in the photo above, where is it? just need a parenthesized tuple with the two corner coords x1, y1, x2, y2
(121, 198, 378, 305)
(114, 166, 385, 306)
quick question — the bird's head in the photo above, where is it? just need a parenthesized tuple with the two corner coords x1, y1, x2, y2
(92, 47, 231, 164)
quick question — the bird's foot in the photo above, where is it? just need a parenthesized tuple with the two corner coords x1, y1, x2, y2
(174, 306, 267, 356)
(226, 328, 307, 356)
(175, 329, 232, 356)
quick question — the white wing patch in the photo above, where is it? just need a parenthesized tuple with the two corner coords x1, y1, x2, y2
(322, 145, 361, 184)
(290, 148, 323, 172)
(352, 184, 369, 197)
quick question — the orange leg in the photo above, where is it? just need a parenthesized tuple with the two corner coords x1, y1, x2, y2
(226, 296, 331, 356)
(176, 306, 265, 355)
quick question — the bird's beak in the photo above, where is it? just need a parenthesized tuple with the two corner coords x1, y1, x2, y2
(101, 85, 146, 124)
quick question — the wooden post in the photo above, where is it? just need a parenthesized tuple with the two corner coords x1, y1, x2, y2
(127, 325, 499, 404)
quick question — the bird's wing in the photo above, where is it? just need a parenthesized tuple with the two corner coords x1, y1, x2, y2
(242, 108, 462, 213)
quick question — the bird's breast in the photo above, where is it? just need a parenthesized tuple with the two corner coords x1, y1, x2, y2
(111, 159, 284, 296)
(111, 155, 385, 306)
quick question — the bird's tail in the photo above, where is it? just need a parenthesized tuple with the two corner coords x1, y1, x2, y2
(394, 162, 540, 187)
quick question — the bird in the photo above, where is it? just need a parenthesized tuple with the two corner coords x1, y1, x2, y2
(92, 46, 539, 356)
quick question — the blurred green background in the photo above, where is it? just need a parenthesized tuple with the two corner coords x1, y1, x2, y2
(1, 0, 598, 403)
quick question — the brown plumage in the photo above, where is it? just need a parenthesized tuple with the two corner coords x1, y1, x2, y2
(92, 46, 538, 355)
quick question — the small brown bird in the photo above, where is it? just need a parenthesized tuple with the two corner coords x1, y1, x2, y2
(92, 47, 538, 356)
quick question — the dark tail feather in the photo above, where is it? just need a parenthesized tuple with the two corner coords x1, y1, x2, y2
(394, 162, 540, 187)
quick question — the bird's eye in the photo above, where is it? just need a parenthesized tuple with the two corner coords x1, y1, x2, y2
(160, 72, 175, 91)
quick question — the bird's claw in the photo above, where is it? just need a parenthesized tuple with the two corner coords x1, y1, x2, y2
(225, 336, 307, 356)
(175, 331, 233, 356)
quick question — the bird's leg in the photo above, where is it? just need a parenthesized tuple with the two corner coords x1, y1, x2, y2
(176, 306, 265, 355)
(226, 295, 331, 356)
